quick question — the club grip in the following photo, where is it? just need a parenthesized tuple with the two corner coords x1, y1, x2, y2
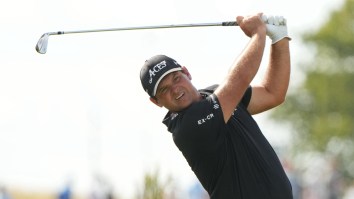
(222, 21, 238, 26)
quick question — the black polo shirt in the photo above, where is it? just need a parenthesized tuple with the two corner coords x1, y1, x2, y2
(162, 85, 293, 199)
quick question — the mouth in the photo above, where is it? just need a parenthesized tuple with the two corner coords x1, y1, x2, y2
(175, 92, 185, 100)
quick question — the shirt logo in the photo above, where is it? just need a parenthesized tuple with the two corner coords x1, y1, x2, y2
(170, 113, 178, 120)
(149, 60, 167, 84)
(231, 108, 238, 116)
(211, 95, 220, 110)
(198, 113, 214, 125)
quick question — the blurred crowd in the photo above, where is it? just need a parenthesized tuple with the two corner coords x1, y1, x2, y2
(2, 159, 354, 199)
(283, 158, 354, 199)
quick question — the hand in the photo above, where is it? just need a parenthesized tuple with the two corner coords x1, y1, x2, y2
(236, 13, 266, 38)
(262, 15, 291, 44)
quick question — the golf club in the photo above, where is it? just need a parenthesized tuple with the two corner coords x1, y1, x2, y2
(35, 21, 238, 54)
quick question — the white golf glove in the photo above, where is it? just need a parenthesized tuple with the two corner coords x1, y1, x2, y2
(262, 15, 291, 44)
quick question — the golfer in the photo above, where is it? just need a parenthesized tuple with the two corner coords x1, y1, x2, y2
(140, 13, 293, 199)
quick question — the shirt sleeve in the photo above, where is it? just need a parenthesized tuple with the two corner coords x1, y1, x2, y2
(240, 86, 252, 108)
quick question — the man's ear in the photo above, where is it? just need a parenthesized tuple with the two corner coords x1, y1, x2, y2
(181, 66, 192, 80)
(150, 97, 163, 107)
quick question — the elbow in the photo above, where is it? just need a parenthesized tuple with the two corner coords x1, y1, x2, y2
(264, 86, 287, 107)
(273, 95, 286, 107)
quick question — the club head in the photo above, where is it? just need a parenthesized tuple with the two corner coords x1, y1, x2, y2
(35, 33, 50, 54)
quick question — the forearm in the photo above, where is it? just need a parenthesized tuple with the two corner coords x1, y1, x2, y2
(233, 34, 266, 85)
(216, 33, 266, 121)
(262, 39, 291, 103)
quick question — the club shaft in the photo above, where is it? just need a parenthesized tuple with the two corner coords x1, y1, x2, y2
(49, 22, 238, 35)
(36, 21, 238, 54)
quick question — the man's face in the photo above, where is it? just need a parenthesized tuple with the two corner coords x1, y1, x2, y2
(152, 68, 200, 112)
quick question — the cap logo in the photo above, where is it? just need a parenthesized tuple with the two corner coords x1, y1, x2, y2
(149, 60, 167, 84)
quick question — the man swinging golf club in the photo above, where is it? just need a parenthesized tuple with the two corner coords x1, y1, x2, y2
(140, 13, 293, 199)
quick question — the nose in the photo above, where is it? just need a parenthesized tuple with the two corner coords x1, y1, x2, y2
(170, 83, 182, 96)
(170, 85, 179, 94)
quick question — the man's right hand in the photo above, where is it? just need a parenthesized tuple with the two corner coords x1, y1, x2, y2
(236, 13, 266, 38)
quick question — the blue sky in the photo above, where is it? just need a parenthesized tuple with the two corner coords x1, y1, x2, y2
(0, 0, 343, 198)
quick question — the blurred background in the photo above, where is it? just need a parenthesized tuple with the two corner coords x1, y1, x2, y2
(1, 0, 354, 198)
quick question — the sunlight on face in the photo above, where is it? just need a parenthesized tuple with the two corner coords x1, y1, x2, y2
(154, 71, 200, 112)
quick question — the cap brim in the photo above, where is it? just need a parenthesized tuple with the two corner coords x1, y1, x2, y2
(152, 68, 182, 96)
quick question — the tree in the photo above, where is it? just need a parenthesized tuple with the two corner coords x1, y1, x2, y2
(271, 0, 354, 181)
(135, 169, 175, 199)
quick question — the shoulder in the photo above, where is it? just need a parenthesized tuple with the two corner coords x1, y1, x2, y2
(167, 98, 223, 142)
(198, 84, 219, 95)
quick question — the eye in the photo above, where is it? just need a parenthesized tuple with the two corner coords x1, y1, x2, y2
(173, 75, 180, 82)
(159, 87, 168, 95)
(161, 88, 167, 94)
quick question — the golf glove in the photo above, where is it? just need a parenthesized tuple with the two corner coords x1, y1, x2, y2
(262, 15, 291, 44)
